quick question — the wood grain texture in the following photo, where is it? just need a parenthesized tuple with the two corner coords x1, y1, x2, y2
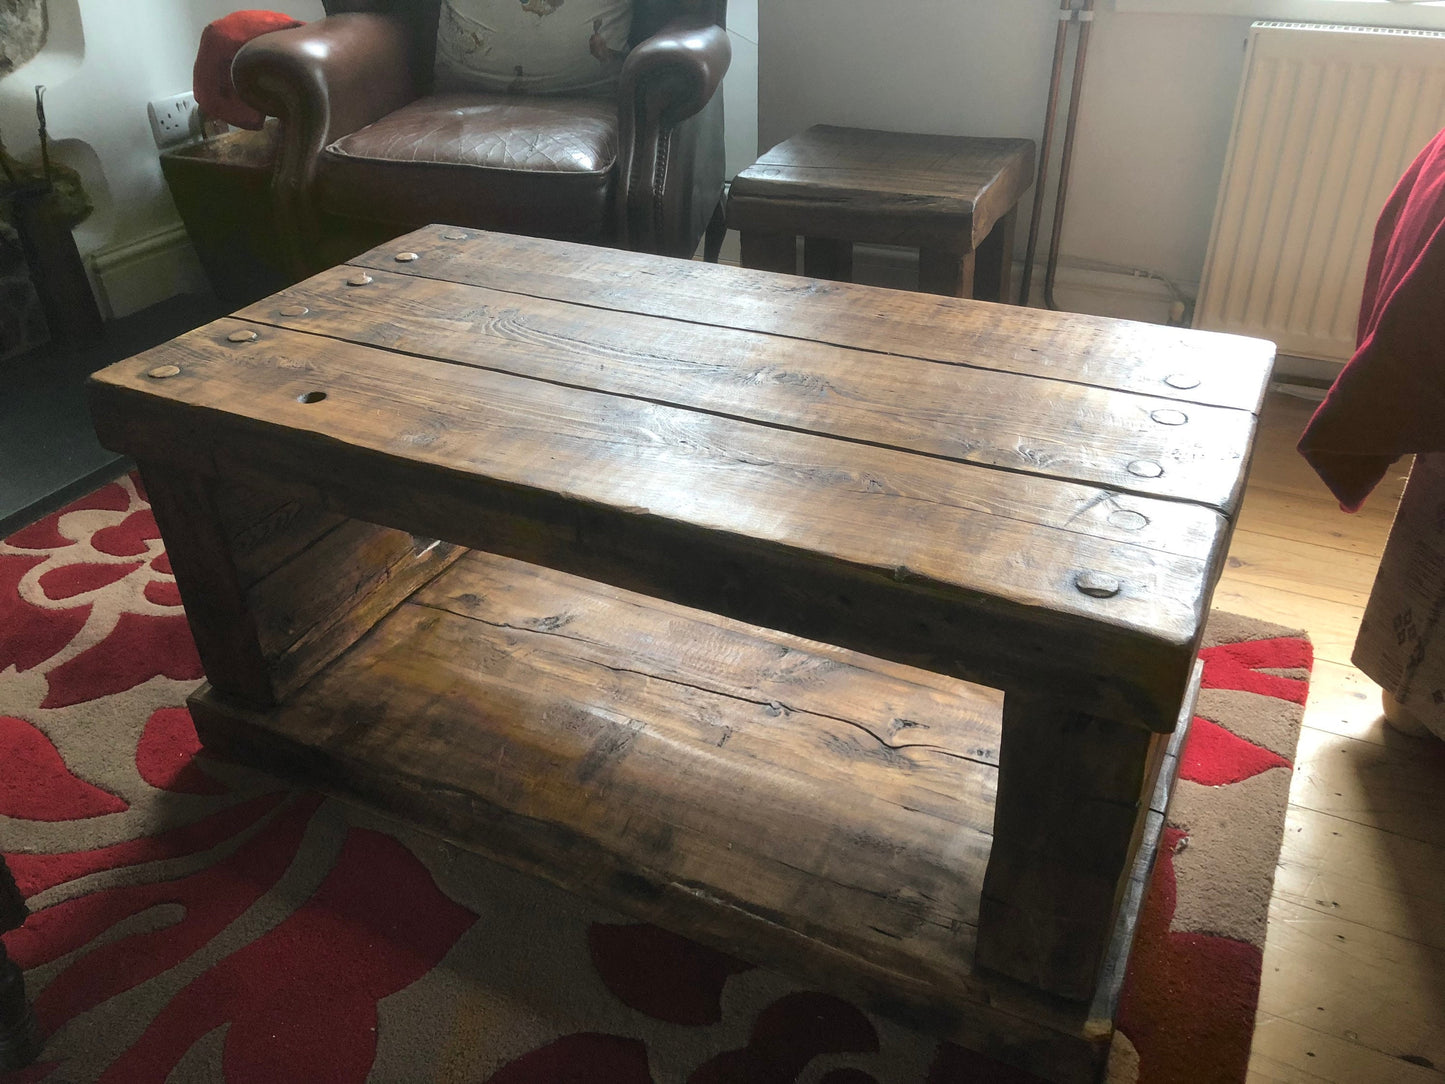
(90, 319, 1223, 727)
(141, 464, 462, 706)
(137, 462, 274, 707)
(977, 693, 1173, 999)
(727, 127, 1035, 251)
(347, 226, 1278, 413)
(85, 234, 1275, 1072)
(241, 266, 1258, 513)
(1211, 389, 1445, 1084)
(244, 513, 463, 699)
(187, 549, 1138, 1084)
(188, 552, 1006, 990)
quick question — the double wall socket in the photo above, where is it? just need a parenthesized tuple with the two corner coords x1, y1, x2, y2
(148, 92, 203, 148)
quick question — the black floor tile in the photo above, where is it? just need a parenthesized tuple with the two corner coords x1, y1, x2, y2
(0, 294, 226, 537)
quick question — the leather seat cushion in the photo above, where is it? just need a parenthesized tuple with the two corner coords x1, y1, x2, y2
(316, 93, 619, 239)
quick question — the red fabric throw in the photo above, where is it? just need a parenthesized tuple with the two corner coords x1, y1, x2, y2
(1299, 126, 1445, 511)
(193, 10, 305, 130)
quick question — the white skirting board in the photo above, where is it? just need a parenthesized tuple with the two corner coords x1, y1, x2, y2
(85, 223, 208, 321)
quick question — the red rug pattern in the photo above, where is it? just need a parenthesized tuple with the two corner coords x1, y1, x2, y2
(0, 475, 1311, 1082)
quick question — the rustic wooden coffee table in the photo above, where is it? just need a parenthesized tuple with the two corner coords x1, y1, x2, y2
(88, 227, 1274, 1083)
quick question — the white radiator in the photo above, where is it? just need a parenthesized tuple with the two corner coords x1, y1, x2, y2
(1195, 21, 1445, 365)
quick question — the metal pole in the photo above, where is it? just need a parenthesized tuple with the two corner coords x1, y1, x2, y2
(1019, 0, 1073, 307)
(1043, 0, 1094, 311)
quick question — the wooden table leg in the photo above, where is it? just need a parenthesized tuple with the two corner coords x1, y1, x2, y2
(739, 231, 797, 275)
(918, 247, 976, 298)
(803, 237, 853, 282)
(137, 461, 462, 713)
(139, 463, 277, 708)
(976, 692, 1169, 1001)
(0, 860, 40, 1072)
(974, 207, 1018, 304)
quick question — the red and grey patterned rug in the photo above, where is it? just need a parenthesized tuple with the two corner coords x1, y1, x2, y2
(0, 474, 1311, 1083)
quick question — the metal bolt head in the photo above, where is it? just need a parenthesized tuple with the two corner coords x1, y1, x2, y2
(147, 364, 181, 379)
(1107, 508, 1149, 531)
(1150, 408, 1188, 426)
(441, 231, 468, 241)
(394, 251, 420, 262)
(1164, 372, 1200, 390)
(279, 304, 309, 317)
(347, 272, 373, 286)
(227, 329, 258, 343)
(1127, 459, 1164, 479)
(1075, 571, 1122, 599)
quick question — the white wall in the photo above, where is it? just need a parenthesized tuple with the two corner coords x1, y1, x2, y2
(723, 0, 758, 180)
(758, 3, 1255, 314)
(0, 0, 325, 316)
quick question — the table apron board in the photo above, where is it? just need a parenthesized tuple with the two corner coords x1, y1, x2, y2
(85, 226, 1272, 1082)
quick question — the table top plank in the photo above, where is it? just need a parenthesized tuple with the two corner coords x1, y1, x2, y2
(239, 265, 1257, 514)
(92, 319, 1220, 725)
(352, 227, 1276, 414)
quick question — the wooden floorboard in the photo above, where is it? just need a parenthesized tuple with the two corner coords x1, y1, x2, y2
(1227, 389, 1445, 1084)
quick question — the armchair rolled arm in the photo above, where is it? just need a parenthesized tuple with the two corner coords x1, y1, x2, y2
(618, 19, 731, 256)
(619, 19, 730, 130)
(233, 13, 418, 276)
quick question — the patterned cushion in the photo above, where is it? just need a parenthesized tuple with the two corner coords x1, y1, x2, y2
(434, 0, 633, 97)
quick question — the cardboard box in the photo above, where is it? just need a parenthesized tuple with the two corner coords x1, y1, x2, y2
(1353, 453, 1445, 740)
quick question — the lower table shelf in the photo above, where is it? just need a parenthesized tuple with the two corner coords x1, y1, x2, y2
(190, 548, 1195, 1084)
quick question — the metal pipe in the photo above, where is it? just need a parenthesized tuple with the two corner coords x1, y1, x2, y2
(1043, 0, 1094, 311)
(1019, 0, 1073, 307)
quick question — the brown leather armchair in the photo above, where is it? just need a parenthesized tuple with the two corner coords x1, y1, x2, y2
(232, 0, 730, 277)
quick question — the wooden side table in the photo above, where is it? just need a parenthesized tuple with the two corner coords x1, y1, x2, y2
(727, 126, 1035, 301)
(159, 123, 290, 306)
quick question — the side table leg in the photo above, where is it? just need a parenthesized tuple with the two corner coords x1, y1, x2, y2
(803, 237, 853, 282)
(977, 692, 1168, 1001)
(918, 248, 976, 298)
(740, 231, 797, 275)
(973, 208, 1018, 304)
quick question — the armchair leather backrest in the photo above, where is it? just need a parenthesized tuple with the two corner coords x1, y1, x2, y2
(320, 0, 725, 64)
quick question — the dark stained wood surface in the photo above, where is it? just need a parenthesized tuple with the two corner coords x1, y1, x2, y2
(143, 462, 463, 707)
(728, 127, 1036, 252)
(195, 549, 1003, 982)
(187, 552, 1203, 1084)
(237, 264, 1258, 512)
(87, 226, 1275, 1043)
(92, 316, 1225, 728)
(345, 226, 1276, 413)
(977, 693, 1169, 999)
